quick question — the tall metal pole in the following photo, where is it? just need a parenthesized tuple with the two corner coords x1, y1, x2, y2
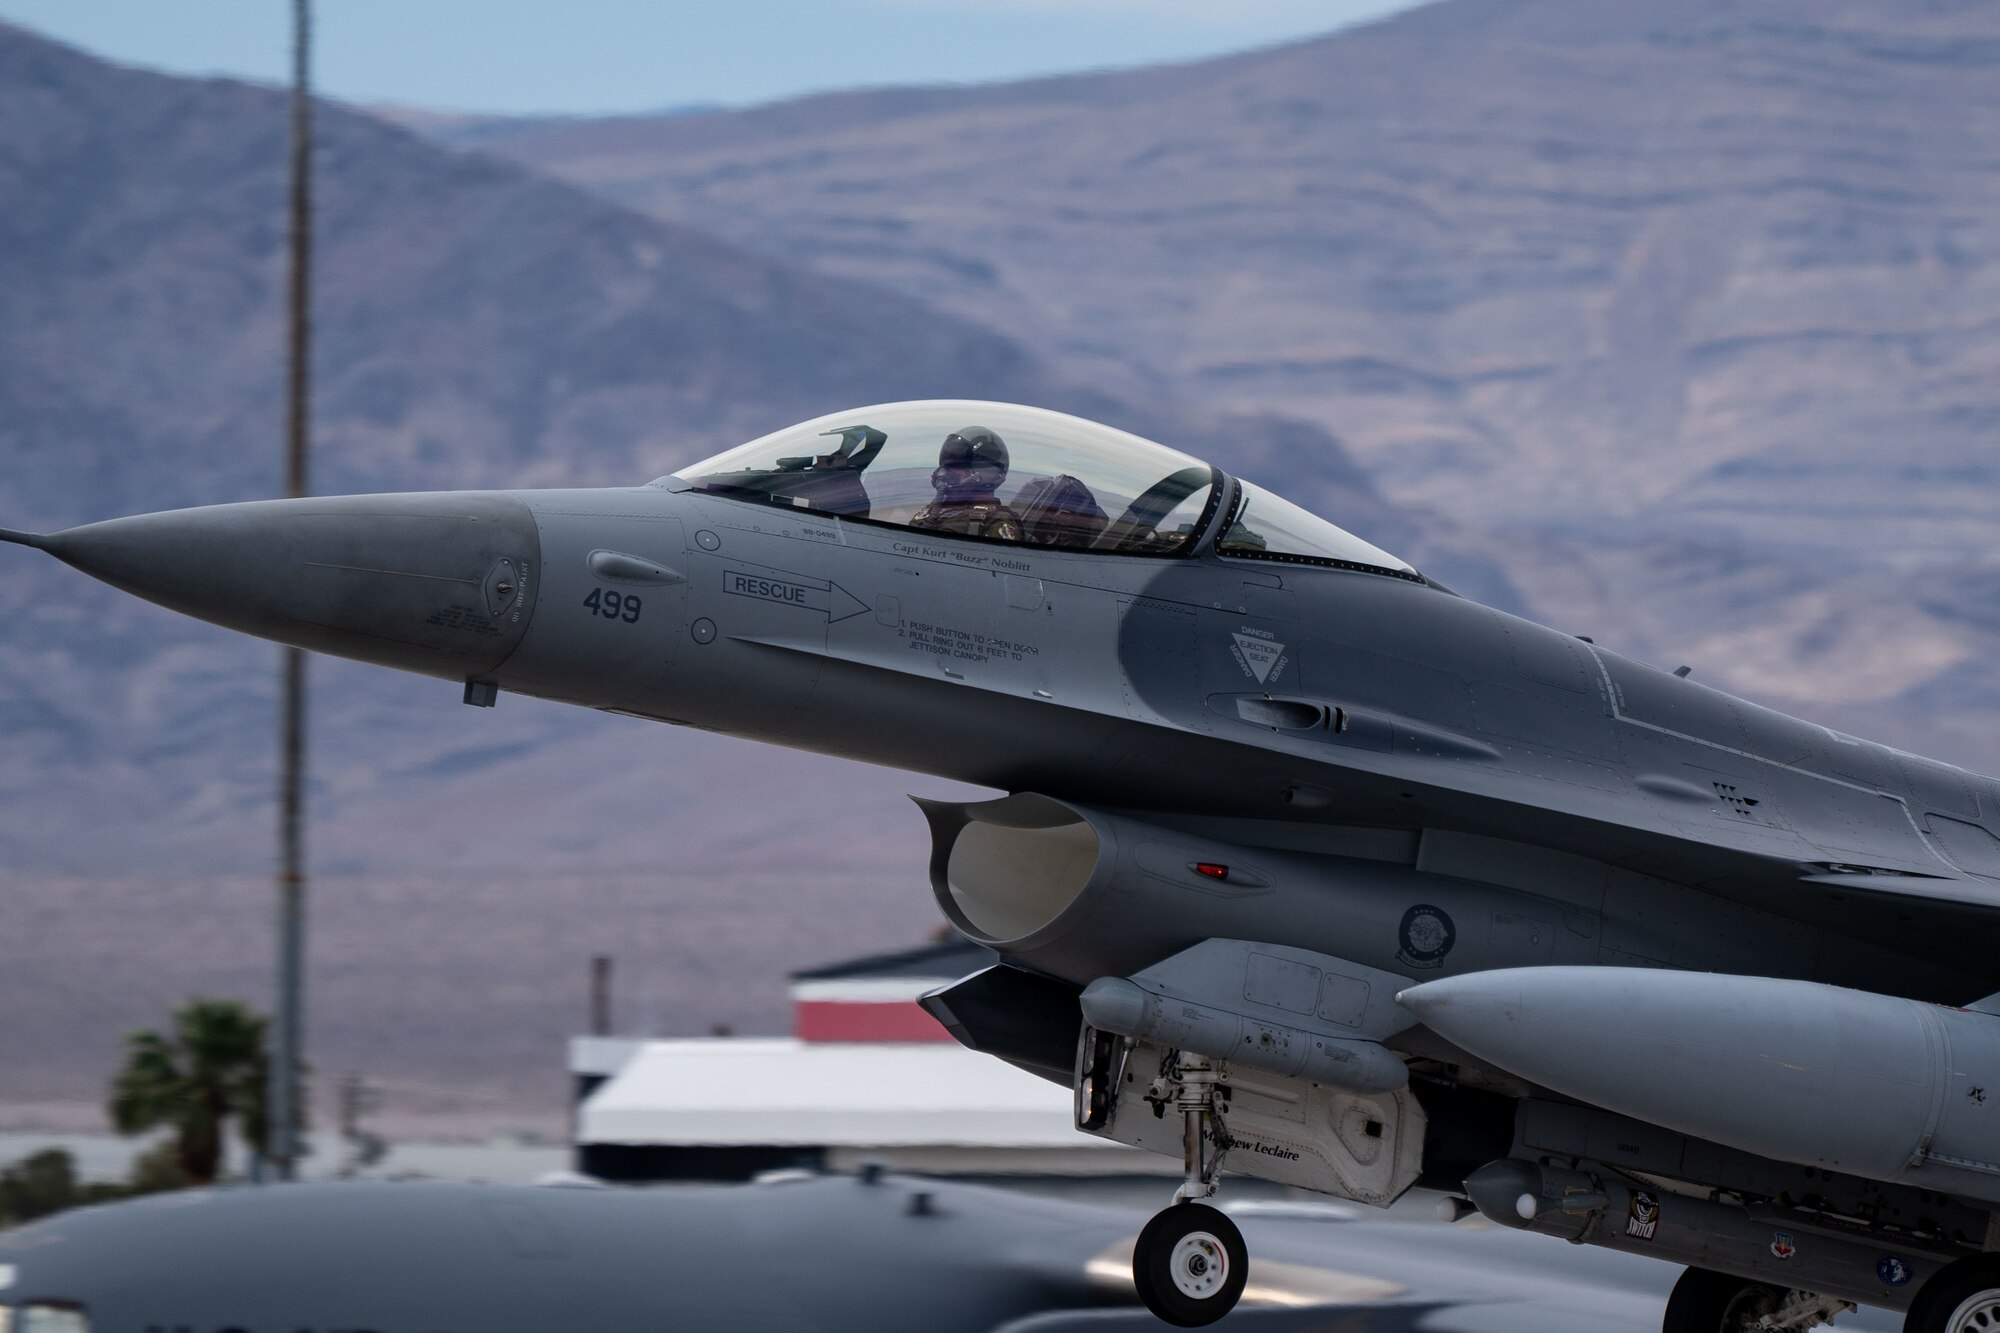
(271, 0, 313, 1182)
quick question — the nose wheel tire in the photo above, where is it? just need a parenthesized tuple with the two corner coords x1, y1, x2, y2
(1905, 1255, 2000, 1333)
(1662, 1267, 1784, 1333)
(1133, 1202, 1248, 1327)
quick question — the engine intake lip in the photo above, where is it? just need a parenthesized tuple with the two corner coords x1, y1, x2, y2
(915, 792, 1106, 949)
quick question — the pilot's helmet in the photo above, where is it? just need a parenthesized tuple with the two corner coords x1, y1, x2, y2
(936, 426, 1009, 494)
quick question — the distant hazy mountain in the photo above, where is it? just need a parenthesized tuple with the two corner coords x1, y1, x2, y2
(432, 0, 2000, 769)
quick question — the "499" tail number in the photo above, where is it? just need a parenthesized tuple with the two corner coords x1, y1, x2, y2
(583, 589, 642, 623)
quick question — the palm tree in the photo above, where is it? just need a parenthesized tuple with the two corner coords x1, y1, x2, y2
(107, 998, 293, 1184)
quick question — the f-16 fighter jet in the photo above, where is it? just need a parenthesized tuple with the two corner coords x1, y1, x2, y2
(0, 1169, 1723, 1333)
(6, 400, 1999, 1331)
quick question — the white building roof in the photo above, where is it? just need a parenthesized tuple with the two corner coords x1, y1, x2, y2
(578, 1038, 1119, 1151)
(788, 976, 957, 1002)
(570, 1036, 646, 1078)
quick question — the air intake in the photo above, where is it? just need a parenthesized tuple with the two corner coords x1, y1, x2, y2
(915, 793, 1103, 946)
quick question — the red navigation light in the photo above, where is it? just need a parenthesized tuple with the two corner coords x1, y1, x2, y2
(1195, 862, 1229, 881)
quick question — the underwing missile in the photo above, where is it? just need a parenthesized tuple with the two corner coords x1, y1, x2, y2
(1460, 1158, 1942, 1309)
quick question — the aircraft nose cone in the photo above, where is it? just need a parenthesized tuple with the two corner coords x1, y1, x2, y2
(37, 491, 541, 680)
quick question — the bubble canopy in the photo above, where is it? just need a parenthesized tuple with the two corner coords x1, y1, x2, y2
(667, 401, 1413, 574)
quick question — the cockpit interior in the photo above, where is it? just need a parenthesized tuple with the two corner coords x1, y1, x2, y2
(666, 401, 1415, 577)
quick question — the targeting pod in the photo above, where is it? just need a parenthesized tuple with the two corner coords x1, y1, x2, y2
(1080, 975, 1408, 1095)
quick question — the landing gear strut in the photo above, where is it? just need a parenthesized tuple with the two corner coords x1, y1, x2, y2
(1132, 1056, 1247, 1327)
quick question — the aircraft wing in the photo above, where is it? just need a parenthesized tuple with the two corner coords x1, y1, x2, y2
(1707, 866, 2000, 986)
(1793, 869, 2000, 907)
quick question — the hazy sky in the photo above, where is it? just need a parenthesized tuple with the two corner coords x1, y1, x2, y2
(0, 0, 1428, 116)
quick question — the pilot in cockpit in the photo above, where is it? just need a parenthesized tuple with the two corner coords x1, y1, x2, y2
(907, 426, 1025, 542)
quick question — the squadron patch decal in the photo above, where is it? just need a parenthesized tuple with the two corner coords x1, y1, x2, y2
(1770, 1231, 1797, 1261)
(1396, 904, 1456, 970)
(1230, 629, 1290, 685)
(1623, 1191, 1660, 1241)
(1877, 1255, 1914, 1287)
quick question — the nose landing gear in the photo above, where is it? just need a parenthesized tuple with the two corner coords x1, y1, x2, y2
(1132, 1056, 1248, 1326)
(1134, 1202, 1247, 1327)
